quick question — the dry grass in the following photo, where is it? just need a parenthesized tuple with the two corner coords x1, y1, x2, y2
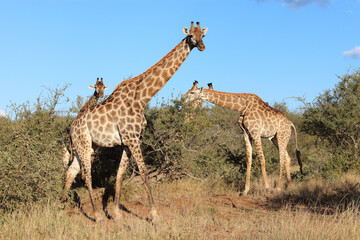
(1, 175, 360, 240)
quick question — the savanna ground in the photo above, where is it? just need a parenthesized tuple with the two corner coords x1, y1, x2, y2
(1, 172, 360, 240)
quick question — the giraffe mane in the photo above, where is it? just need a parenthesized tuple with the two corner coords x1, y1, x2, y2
(203, 89, 259, 98)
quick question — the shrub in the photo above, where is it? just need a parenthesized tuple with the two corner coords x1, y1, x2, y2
(302, 68, 360, 173)
(0, 85, 72, 213)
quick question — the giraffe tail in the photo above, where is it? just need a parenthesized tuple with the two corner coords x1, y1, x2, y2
(291, 122, 303, 174)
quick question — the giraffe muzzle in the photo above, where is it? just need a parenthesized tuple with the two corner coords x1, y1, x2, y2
(197, 44, 205, 51)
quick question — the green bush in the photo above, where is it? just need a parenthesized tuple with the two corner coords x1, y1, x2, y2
(302, 69, 360, 174)
(0, 85, 72, 213)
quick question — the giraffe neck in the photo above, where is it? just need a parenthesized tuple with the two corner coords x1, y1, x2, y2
(113, 37, 192, 108)
(80, 94, 98, 112)
(203, 89, 252, 114)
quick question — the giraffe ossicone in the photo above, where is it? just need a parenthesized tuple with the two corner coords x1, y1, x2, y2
(183, 81, 302, 195)
(61, 22, 208, 222)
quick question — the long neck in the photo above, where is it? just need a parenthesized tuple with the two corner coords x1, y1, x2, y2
(203, 89, 250, 114)
(80, 94, 98, 112)
(114, 37, 192, 107)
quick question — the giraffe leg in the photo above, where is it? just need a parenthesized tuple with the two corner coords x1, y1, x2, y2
(274, 130, 292, 191)
(285, 151, 292, 187)
(271, 137, 282, 190)
(78, 146, 104, 221)
(61, 154, 81, 202)
(113, 148, 129, 220)
(242, 131, 253, 196)
(276, 147, 287, 191)
(127, 140, 159, 222)
(253, 136, 270, 191)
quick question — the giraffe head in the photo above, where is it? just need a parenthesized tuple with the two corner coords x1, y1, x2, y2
(88, 78, 109, 98)
(183, 80, 207, 105)
(183, 21, 208, 51)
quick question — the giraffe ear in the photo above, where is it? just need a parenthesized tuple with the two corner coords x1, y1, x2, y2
(104, 86, 109, 90)
(183, 27, 190, 35)
(200, 86, 205, 91)
(88, 85, 95, 89)
(202, 27, 208, 35)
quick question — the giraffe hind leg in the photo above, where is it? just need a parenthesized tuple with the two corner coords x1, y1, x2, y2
(273, 133, 291, 191)
(80, 149, 105, 221)
(285, 151, 292, 187)
(242, 131, 253, 196)
(113, 148, 129, 220)
(253, 136, 270, 190)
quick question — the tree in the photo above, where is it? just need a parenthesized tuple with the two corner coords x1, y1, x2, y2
(302, 68, 360, 171)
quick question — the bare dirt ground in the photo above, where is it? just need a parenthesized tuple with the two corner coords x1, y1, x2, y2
(63, 185, 288, 239)
(66, 187, 278, 220)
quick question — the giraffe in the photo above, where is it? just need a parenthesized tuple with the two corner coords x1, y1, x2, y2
(183, 80, 213, 122)
(80, 78, 109, 112)
(183, 81, 302, 195)
(62, 78, 108, 169)
(61, 22, 208, 221)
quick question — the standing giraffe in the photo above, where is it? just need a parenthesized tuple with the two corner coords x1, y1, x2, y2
(62, 22, 208, 221)
(62, 78, 108, 169)
(183, 81, 302, 195)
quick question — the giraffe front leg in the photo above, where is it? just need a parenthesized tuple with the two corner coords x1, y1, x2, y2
(127, 140, 159, 223)
(242, 132, 253, 196)
(253, 137, 270, 191)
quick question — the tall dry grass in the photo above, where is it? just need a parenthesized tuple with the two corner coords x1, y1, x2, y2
(1, 175, 360, 240)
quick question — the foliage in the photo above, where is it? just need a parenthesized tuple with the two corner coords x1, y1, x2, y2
(0, 85, 72, 213)
(302, 69, 360, 173)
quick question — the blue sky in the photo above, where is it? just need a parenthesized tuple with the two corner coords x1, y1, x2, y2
(1, 0, 359, 117)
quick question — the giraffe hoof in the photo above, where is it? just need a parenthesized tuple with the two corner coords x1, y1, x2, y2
(95, 217, 106, 223)
(240, 187, 250, 196)
(150, 209, 161, 224)
(94, 212, 106, 223)
(240, 191, 248, 196)
(113, 208, 123, 222)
